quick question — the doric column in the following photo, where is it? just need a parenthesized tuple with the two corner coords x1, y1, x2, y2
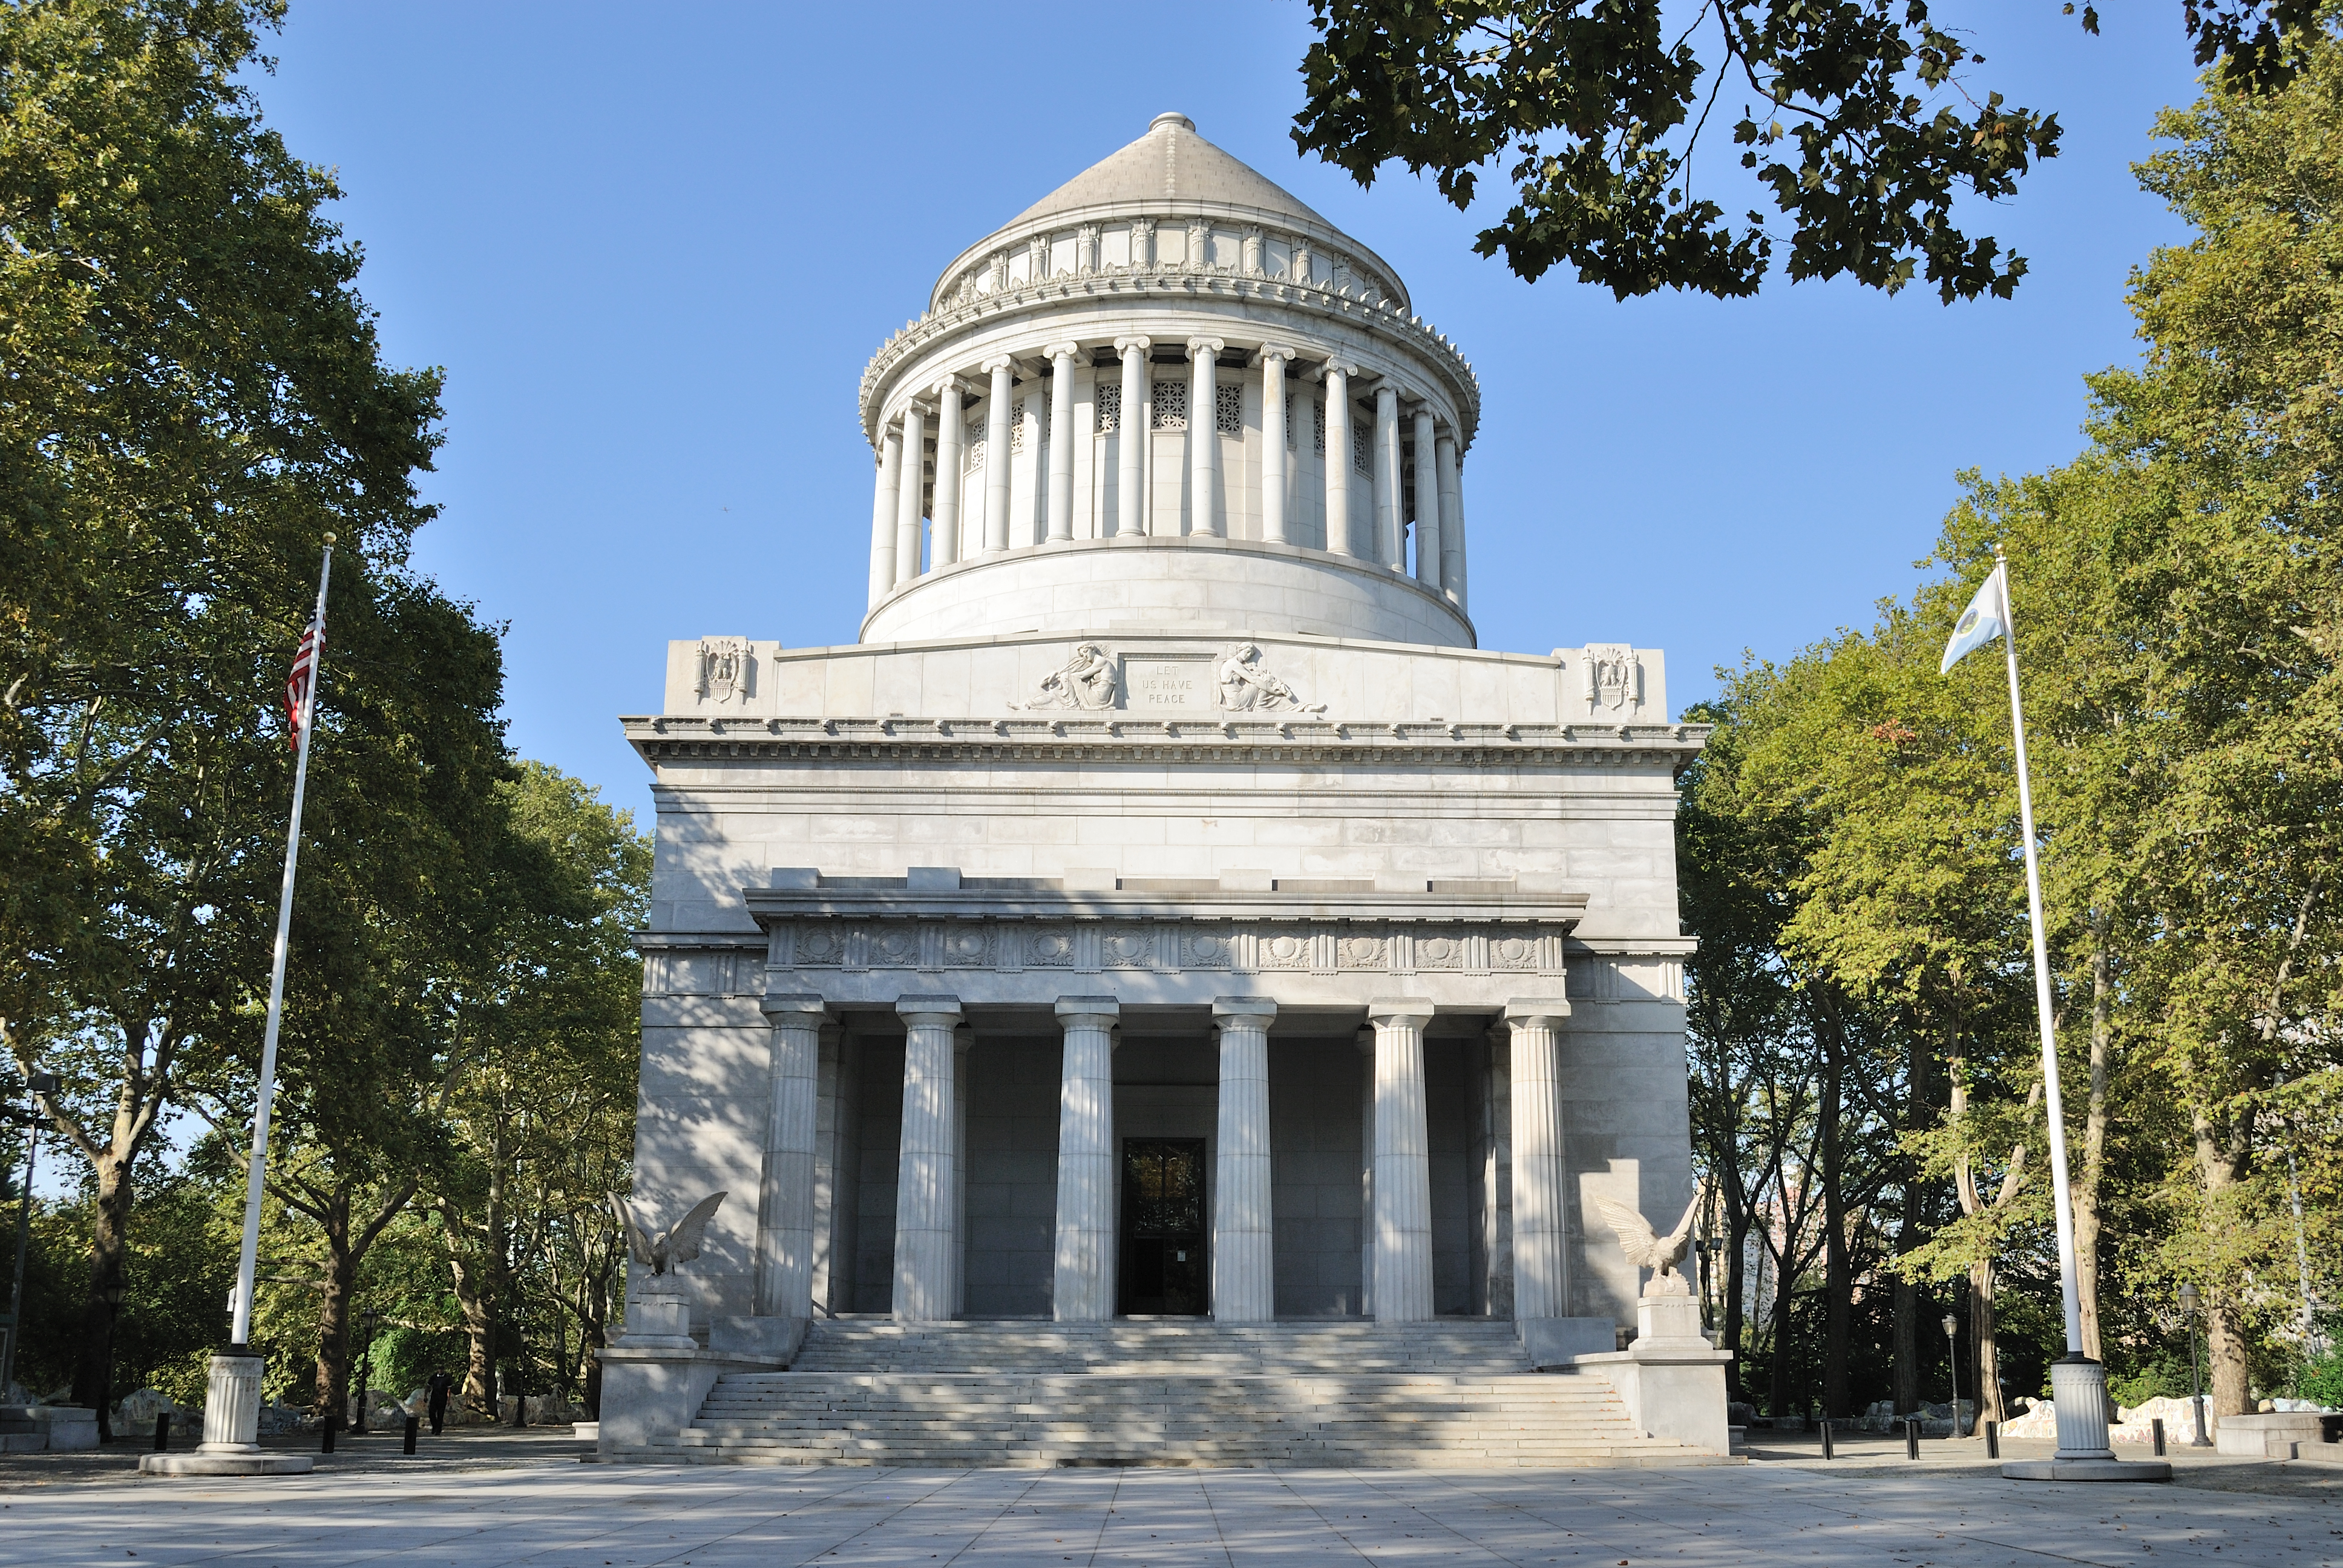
(951, 1023, 971, 1315)
(1259, 345, 1294, 545)
(868, 426, 901, 606)
(1044, 342, 1079, 542)
(1322, 358, 1356, 558)
(894, 404, 926, 586)
(1211, 997, 1277, 1322)
(1114, 336, 1149, 538)
(1355, 1024, 1375, 1316)
(981, 359, 1014, 555)
(1368, 999, 1437, 1322)
(1188, 337, 1224, 538)
(891, 994, 962, 1321)
(1504, 998, 1572, 1321)
(1052, 996, 1119, 1320)
(931, 379, 966, 567)
(755, 993, 827, 1321)
(1375, 385, 1404, 572)
(1436, 431, 1466, 610)
(1410, 402, 1442, 589)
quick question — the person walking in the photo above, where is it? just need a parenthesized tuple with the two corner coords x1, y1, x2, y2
(427, 1371, 450, 1436)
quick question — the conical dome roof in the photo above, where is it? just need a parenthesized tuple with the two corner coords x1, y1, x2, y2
(1007, 112, 1334, 231)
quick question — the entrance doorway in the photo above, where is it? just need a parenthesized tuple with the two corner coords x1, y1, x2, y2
(1119, 1137, 1207, 1315)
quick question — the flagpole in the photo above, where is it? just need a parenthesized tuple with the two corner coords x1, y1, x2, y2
(229, 534, 334, 1348)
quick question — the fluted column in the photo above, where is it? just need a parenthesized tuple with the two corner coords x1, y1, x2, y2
(1356, 1025, 1375, 1316)
(1259, 346, 1294, 544)
(1114, 336, 1149, 537)
(868, 427, 901, 606)
(931, 379, 966, 567)
(1044, 342, 1079, 542)
(892, 995, 962, 1321)
(1375, 385, 1404, 572)
(1435, 432, 1466, 609)
(894, 404, 926, 586)
(1368, 999, 1436, 1322)
(951, 1023, 971, 1315)
(1188, 337, 1224, 537)
(1410, 403, 1441, 589)
(1052, 996, 1119, 1321)
(1211, 997, 1277, 1322)
(756, 993, 825, 1320)
(981, 359, 1014, 554)
(1322, 359, 1355, 558)
(1504, 999, 1572, 1321)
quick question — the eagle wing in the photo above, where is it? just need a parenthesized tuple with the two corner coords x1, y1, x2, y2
(660, 1190, 729, 1267)
(608, 1193, 657, 1269)
(1656, 1183, 1706, 1269)
(1593, 1193, 1663, 1270)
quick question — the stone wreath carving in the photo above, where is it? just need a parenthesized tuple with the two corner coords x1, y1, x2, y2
(1212, 643, 1326, 714)
(1009, 643, 1118, 710)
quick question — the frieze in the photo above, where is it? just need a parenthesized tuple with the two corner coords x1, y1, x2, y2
(776, 918, 1569, 981)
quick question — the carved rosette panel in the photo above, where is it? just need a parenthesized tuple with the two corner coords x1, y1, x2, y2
(869, 926, 922, 969)
(1181, 927, 1233, 970)
(1337, 933, 1389, 971)
(1026, 927, 1076, 967)
(795, 926, 846, 967)
(1489, 929, 1541, 972)
(1414, 935, 1464, 970)
(1256, 931, 1312, 970)
(940, 927, 992, 969)
(1101, 926, 1155, 968)
(764, 919, 1573, 979)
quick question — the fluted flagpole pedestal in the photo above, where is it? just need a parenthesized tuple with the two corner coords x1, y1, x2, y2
(140, 1348, 313, 1474)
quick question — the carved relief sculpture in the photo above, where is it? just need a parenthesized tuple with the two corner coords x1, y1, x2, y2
(1583, 644, 1643, 714)
(1212, 642, 1326, 714)
(1009, 642, 1118, 710)
(695, 636, 753, 705)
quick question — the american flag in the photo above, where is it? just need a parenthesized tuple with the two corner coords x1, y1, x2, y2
(285, 621, 323, 750)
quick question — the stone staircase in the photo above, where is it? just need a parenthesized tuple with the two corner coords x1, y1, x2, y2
(614, 1318, 1729, 1468)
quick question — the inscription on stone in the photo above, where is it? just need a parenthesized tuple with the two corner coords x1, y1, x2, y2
(1121, 653, 1215, 710)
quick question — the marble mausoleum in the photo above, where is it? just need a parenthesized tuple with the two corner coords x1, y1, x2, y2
(600, 114, 1728, 1467)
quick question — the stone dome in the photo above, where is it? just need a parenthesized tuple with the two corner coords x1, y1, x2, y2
(854, 116, 1480, 650)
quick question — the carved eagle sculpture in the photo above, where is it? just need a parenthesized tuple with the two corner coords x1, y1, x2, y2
(609, 1191, 727, 1276)
(1593, 1182, 1708, 1296)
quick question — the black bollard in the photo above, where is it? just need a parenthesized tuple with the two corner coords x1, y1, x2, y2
(153, 1413, 169, 1452)
(1984, 1419, 1999, 1458)
(321, 1415, 336, 1454)
(2152, 1417, 2166, 1456)
(403, 1415, 419, 1455)
(1905, 1417, 1921, 1459)
(1819, 1419, 1833, 1460)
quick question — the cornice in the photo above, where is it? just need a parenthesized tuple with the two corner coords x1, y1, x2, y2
(858, 270, 1480, 453)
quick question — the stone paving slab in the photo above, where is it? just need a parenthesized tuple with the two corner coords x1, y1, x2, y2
(0, 1452, 2338, 1567)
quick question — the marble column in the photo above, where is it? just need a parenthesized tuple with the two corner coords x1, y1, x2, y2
(1504, 999, 1572, 1321)
(1044, 342, 1079, 542)
(981, 358, 1014, 555)
(1052, 996, 1119, 1321)
(1355, 1025, 1375, 1316)
(1188, 337, 1224, 537)
(1375, 385, 1405, 572)
(1368, 999, 1437, 1322)
(1211, 997, 1277, 1321)
(1411, 403, 1442, 589)
(931, 379, 965, 567)
(1435, 432, 1466, 609)
(755, 994, 826, 1321)
(893, 405, 926, 586)
(1322, 359, 1355, 558)
(1259, 346, 1294, 545)
(1114, 336, 1150, 537)
(892, 995, 962, 1321)
(868, 426, 901, 607)
(951, 1024, 971, 1315)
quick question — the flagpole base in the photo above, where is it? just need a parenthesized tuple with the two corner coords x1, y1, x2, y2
(2001, 1459, 2172, 1482)
(139, 1450, 315, 1477)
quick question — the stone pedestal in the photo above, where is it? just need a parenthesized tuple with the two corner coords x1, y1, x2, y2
(621, 1286, 696, 1350)
(1573, 1293, 1734, 1455)
(139, 1350, 313, 1476)
(0, 1404, 97, 1453)
(2002, 1356, 2171, 1482)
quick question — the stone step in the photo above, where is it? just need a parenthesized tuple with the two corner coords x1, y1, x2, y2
(787, 1318, 1535, 1375)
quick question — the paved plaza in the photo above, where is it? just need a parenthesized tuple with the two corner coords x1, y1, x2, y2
(3, 1437, 2338, 1567)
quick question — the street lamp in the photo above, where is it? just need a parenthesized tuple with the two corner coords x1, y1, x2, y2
(1942, 1313, 1962, 1436)
(2179, 1282, 2213, 1447)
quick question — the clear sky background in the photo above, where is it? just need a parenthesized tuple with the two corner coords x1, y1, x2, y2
(244, 3, 2207, 832)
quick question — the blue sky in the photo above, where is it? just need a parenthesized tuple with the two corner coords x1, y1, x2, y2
(247, 3, 2206, 831)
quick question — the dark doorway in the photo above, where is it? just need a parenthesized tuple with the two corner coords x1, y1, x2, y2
(1119, 1138, 1208, 1315)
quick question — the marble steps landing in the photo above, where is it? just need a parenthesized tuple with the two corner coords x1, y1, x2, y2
(785, 1316, 1534, 1376)
(631, 1367, 1725, 1469)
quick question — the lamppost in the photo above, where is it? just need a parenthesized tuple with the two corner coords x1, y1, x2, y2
(351, 1308, 379, 1436)
(2180, 1282, 2213, 1447)
(1942, 1313, 1962, 1436)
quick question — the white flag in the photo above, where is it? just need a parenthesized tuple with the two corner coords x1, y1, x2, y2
(1939, 564, 2007, 675)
